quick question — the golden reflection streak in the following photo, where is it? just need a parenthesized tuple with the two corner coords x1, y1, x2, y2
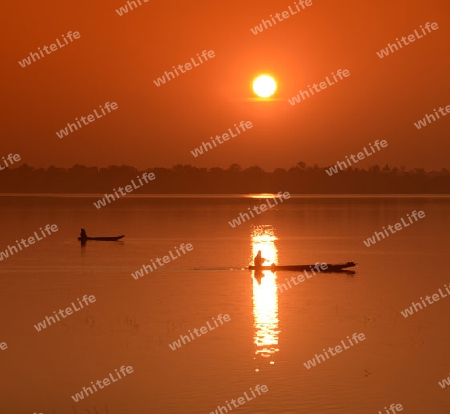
(251, 225, 280, 368)
(246, 193, 279, 199)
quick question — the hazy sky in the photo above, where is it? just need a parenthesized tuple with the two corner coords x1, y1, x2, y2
(3, 0, 450, 170)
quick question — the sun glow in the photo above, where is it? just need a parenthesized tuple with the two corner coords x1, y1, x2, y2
(253, 75, 277, 98)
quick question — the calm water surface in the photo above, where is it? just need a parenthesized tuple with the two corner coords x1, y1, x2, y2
(1, 195, 450, 414)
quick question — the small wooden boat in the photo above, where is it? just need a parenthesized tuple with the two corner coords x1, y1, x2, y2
(78, 235, 124, 242)
(78, 228, 124, 243)
(248, 261, 355, 272)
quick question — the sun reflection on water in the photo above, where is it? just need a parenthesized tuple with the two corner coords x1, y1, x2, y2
(251, 225, 280, 369)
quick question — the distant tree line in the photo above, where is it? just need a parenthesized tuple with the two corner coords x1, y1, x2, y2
(0, 163, 449, 193)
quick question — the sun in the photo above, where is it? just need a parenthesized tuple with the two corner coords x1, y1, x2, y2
(253, 75, 277, 98)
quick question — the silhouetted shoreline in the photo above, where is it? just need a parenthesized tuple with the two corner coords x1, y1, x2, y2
(1, 163, 449, 194)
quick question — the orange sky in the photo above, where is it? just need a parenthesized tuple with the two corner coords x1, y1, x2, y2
(3, 0, 450, 170)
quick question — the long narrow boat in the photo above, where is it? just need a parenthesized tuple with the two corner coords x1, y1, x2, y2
(248, 261, 355, 272)
(78, 235, 125, 242)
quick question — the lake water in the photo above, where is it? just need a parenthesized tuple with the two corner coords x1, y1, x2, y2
(1, 195, 450, 414)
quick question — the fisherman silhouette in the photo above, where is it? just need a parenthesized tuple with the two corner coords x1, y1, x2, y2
(254, 250, 267, 269)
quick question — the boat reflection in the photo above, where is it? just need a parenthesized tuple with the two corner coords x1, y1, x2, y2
(251, 225, 280, 370)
